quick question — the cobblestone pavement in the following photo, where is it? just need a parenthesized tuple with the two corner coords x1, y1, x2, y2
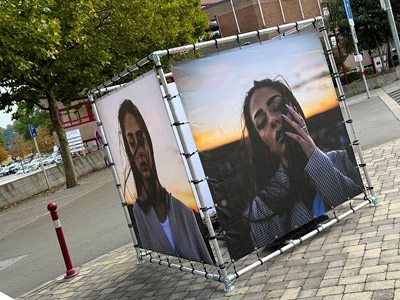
(17, 92, 400, 299)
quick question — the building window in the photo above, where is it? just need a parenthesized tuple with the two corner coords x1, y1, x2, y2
(58, 102, 95, 128)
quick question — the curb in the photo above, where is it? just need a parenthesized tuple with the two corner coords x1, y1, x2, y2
(375, 88, 400, 121)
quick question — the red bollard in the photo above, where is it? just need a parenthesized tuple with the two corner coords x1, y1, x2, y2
(47, 202, 79, 279)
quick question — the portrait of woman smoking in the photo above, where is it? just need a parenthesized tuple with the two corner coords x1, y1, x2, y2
(242, 78, 363, 248)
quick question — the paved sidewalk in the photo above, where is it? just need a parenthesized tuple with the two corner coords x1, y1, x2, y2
(17, 89, 400, 300)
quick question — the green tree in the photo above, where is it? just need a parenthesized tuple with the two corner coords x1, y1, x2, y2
(5, 124, 13, 132)
(389, 1, 400, 26)
(13, 106, 52, 140)
(0, 130, 4, 147)
(0, 125, 13, 149)
(35, 126, 55, 153)
(0, 0, 209, 188)
(0, 146, 8, 163)
(9, 134, 32, 160)
(325, 0, 392, 69)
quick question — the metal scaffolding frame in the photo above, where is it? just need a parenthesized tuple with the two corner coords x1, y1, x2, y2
(87, 16, 378, 291)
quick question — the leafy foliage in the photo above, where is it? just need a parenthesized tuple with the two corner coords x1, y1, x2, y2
(0, 130, 4, 147)
(340, 66, 374, 84)
(0, 0, 209, 187)
(0, 146, 8, 163)
(35, 126, 55, 153)
(13, 106, 52, 140)
(0, 124, 14, 133)
(0, 0, 209, 110)
(325, 0, 398, 55)
(9, 134, 32, 159)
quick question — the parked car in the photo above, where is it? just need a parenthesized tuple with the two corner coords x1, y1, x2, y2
(31, 158, 40, 165)
(7, 162, 18, 174)
(10, 162, 23, 174)
(43, 156, 55, 166)
(1, 166, 12, 176)
(16, 169, 25, 175)
(26, 162, 40, 172)
(55, 154, 62, 165)
(392, 48, 398, 62)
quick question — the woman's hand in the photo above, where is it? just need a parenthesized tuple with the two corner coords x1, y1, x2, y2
(281, 104, 316, 159)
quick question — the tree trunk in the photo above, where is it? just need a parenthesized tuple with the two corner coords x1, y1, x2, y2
(387, 39, 394, 69)
(375, 36, 386, 72)
(336, 34, 349, 85)
(46, 88, 78, 188)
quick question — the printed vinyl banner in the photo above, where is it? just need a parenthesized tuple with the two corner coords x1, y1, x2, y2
(95, 70, 214, 265)
(172, 31, 364, 260)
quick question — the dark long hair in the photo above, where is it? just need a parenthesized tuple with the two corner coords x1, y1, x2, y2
(118, 99, 167, 212)
(242, 78, 315, 212)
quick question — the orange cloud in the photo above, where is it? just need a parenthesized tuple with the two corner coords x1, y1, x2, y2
(173, 191, 200, 213)
(193, 94, 340, 152)
(303, 96, 339, 118)
(193, 129, 241, 152)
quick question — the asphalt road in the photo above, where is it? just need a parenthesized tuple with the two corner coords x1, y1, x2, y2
(348, 92, 400, 149)
(0, 168, 130, 298)
(0, 90, 400, 298)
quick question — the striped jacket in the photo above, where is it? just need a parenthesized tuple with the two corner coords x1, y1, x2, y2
(249, 148, 363, 248)
(133, 192, 213, 265)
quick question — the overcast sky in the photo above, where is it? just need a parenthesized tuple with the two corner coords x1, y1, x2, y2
(0, 85, 15, 129)
(0, 110, 14, 129)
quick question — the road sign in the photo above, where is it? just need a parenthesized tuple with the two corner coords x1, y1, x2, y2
(351, 26, 358, 43)
(66, 129, 83, 153)
(354, 54, 363, 62)
(29, 124, 37, 138)
(344, 0, 353, 19)
(380, 0, 386, 10)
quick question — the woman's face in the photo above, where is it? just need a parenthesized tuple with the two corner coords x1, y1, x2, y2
(249, 86, 286, 158)
(123, 112, 154, 182)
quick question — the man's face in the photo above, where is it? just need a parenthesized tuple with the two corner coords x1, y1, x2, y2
(124, 113, 153, 182)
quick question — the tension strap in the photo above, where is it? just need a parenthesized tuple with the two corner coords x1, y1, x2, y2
(172, 121, 186, 126)
(190, 178, 206, 185)
(182, 150, 198, 158)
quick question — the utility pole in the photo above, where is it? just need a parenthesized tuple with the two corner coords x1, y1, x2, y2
(343, 0, 370, 98)
(382, 0, 400, 63)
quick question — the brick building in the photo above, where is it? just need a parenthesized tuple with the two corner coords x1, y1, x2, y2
(202, 0, 322, 37)
(48, 99, 100, 154)
(201, 0, 377, 71)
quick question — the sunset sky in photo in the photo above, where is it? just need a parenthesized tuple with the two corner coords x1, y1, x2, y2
(95, 71, 198, 211)
(173, 31, 338, 151)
